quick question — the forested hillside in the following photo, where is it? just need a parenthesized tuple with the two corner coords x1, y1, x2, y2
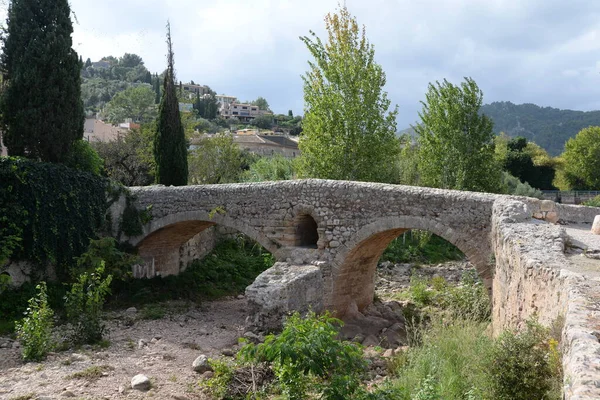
(481, 101, 600, 156)
(80, 54, 157, 116)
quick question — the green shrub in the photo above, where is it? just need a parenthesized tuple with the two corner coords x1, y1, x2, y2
(583, 195, 600, 207)
(15, 282, 54, 361)
(238, 311, 367, 400)
(74, 237, 139, 281)
(64, 139, 104, 176)
(408, 275, 434, 307)
(65, 265, 112, 344)
(381, 231, 464, 264)
(502, 172, 543, 199)
(437, 270, 491, 321)
(489, 320, 561, 400)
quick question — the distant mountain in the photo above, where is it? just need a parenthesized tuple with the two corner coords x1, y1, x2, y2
(481, 101, 600, 156)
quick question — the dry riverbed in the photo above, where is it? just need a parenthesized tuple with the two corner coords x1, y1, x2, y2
(0, 261, 474, 400)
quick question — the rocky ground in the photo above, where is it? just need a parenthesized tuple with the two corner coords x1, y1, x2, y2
(0, 261, 473, 400)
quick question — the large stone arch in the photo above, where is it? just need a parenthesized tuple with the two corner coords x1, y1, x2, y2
(330, 216, 493, 315)
(129, 211, 282, 277)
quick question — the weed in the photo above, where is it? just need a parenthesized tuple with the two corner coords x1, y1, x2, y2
(15, 282, 54, 361)
(238, 311, 366, 400)
(141, 304, 166, 320)
(65, 265, 112, 345)
(9, 394, 35, 400)
(66, 365, 113, 381)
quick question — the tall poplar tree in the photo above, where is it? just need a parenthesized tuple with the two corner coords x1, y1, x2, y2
(153, 22, 188, 186)
(415, 77, 501, 192)
(0, 0, 84, 163)
(297, 5, 399, 183)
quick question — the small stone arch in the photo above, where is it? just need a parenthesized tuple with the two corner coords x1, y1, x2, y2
(293, 214, 319, 248)
(330, 216, 493, 315)
(130, 210, 280, 254)
(129, 211, 282, 277)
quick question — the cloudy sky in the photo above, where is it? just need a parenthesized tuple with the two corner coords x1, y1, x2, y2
(3, 0, 600, 128)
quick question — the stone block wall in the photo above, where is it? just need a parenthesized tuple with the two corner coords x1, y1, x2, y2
(492, 198, 600, 399)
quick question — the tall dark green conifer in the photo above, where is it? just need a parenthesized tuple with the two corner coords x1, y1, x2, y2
(0, 0, 84, 163)
(153, 22, 188, 186)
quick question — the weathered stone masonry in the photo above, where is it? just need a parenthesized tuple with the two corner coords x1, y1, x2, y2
(113, 179, 600, 399)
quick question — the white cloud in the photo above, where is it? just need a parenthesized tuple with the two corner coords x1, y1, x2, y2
(2, 0, 600, 125)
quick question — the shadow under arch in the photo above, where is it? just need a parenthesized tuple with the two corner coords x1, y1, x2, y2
(330, 216, 493, 316)
(130, 210, 282, 258)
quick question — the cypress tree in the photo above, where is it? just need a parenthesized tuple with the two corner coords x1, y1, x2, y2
(0, 0, 84, 163)
(153, 22, 188, 186)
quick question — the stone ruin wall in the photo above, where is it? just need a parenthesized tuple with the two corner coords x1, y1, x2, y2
(492, 199, 600, 399)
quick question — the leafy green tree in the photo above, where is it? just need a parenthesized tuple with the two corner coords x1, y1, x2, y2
(288, 110, 294, 118)
(92, 125, 155, 186)
(0, 0, 84, 163)
(251, 96, 270, 111)
(64, 139, 104, 176)
(119, 53, 143, 68)
(85, 57, 92, 68)
(104, 85, 156, 124)
(415, 77, 501, 192)
(154, 22, 188, 186)
(557, 126, 600, 190)
(250, 114, 274, 130)
(243, 155, 295, 182)
(297, 5, 399, 182)
(188, 134, 243, 184)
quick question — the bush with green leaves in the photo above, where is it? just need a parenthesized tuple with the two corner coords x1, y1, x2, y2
(489, 320, 561, 400)
(15, 282, 54, 361)
(584, 195, 600, 207)
(238, 311, 367, 400)
(74, 237, 139, 281)
(65, 265, 113, 345)
(381, 231, 464, 265)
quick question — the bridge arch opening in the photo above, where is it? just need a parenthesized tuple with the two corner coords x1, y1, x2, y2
(294, 214, 319, 248)
(131, 211, 280, 278)
(331, 218, 492, 316)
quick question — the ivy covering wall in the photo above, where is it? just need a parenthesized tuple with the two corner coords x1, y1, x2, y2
(0, 157, 110, 278)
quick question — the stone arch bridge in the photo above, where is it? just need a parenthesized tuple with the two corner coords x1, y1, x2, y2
(115, 180, 501, 313)
(110, 179, 600, 398)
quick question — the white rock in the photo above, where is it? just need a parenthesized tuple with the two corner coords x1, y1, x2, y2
(192, 355, 213, 373)
(131, 374, 151, 391)
(125, 307, 137, 314)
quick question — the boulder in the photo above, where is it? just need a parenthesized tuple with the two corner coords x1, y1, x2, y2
(192, 355, 213, 373)
(131, 374, 151, 391)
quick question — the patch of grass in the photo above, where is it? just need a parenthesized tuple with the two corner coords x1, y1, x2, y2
(66, 365, 113, 381)
(140, 304, 166, 320)
(386, 319, 493, 399)
(9, 394, 35, 400)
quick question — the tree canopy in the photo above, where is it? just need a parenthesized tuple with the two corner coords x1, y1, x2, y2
(556, 126, 600, 190)
(104, 85, 156, 124)
(0, 0, 84, 163)
(415, 77, 501, 192)
(297, 5, 399, 182)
